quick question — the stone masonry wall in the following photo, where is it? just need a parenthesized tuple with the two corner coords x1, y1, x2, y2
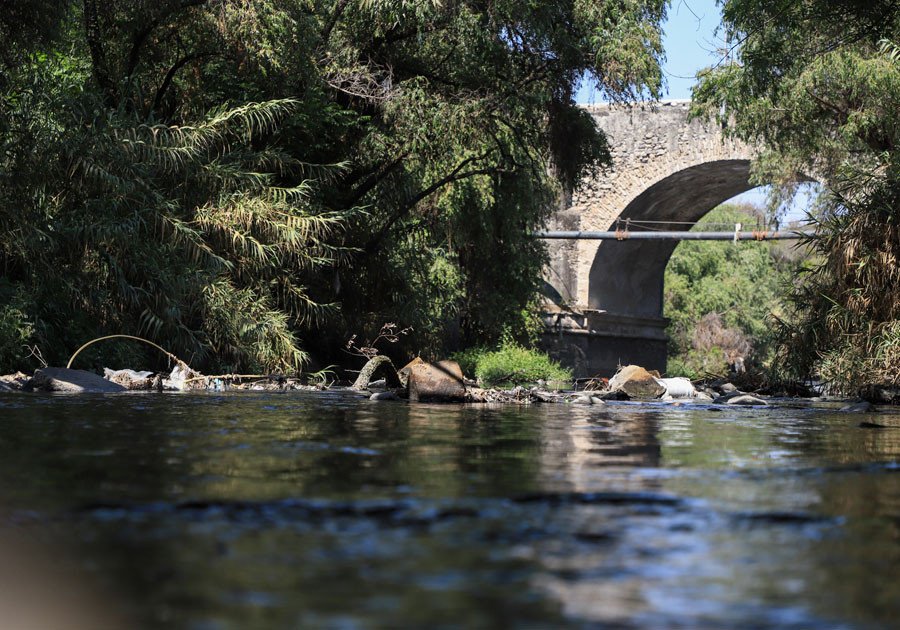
(546, 100, 753, 308)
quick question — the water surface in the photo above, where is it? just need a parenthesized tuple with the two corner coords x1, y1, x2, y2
(0, 391, 898, 628)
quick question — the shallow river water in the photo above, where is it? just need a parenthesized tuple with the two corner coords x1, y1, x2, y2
(0, 391, 898, 628)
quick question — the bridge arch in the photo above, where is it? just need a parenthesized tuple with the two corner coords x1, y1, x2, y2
(542, 101, 767, 377)
(587, 158, 755, 317)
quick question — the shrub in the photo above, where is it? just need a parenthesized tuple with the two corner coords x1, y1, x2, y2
(451, 346, 488, 380)
(455, 343, 572, 387)
(0, 304, 33, 373)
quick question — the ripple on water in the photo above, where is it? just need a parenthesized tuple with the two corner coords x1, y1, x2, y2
(0, 394, 897, 628)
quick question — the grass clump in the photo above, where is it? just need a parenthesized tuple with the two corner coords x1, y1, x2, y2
(455, 343, 572, 388)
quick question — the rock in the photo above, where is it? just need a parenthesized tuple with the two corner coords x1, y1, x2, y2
(607, 365, 666, 399)
(407, 360, 466, 402)
(657, 377, 695, 399)
(595, 388, 630, 401)
(0, 372, 29, 392)
(352, 355, 402, 390)
(370, 391, 398, 401)
(713, 391, 745, 404)
(532, 390, 561, 403)
(841, 401, 874, 413)
(398, 357, 425, 388)
(726, 394, 768, 406)
(29, 368, 128, 393)
(860, 385, 900, 405)
(103, 368, 158, 391)
(720, 382, 738, 394)
(571, 394, 594, 405)
(694, 392, 714, 402)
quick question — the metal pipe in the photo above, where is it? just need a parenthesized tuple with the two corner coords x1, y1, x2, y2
(534, 229, 815, 241)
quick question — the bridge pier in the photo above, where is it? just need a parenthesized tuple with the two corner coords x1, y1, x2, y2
(540, 310, 668, 379)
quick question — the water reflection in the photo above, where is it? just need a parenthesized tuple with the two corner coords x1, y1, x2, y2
(0, 393, 898, 627)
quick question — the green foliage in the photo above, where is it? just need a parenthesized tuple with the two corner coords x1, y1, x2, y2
(693, 0, 900, 391)
(774, 174, 900, 392)
(0, 304, 33, 374)
(0, 0, 670, 372)
(450, 346, 487, 381)
(664, 204, 802, 377)
(2, 53, 345, 372)
(455, 343, 572, 387)
(317, 0, 668, 357)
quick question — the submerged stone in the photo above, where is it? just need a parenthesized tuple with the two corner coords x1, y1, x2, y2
(841, 401, 874, 413)
(726, 394, 768, 406)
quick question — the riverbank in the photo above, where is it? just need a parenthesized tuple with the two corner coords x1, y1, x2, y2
(1, 362, 895, 414)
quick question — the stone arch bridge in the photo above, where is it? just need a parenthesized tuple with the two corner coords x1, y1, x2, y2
(541, 100, 758, 378)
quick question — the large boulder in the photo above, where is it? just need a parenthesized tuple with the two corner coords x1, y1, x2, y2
(607, 365, 666, 399)
(398, 357, 425, 388)
(407, 360, 466, 402)
(29, 368, 127, 393)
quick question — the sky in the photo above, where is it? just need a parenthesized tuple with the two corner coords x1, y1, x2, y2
(575, 0, 815, 221)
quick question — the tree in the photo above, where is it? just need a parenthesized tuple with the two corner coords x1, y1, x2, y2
(692, 1, 900, 392)
(1, 8, 345, 373)
(1, 1, 671, 373)
(307, 0, 670, 356)
(664, 204, 801, 378)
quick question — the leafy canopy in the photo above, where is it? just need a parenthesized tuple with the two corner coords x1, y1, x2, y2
(692, 0, 900, 391)
(0, 0, 670, 372)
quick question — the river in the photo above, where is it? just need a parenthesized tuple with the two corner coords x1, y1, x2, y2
(0, 390, 898, 628)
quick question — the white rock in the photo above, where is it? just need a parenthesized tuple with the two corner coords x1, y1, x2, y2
(657, 377, 695, 399)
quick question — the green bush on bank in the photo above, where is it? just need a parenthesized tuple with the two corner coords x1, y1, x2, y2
(0, 304, 32, 373)
(454, 343, 572, 387)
